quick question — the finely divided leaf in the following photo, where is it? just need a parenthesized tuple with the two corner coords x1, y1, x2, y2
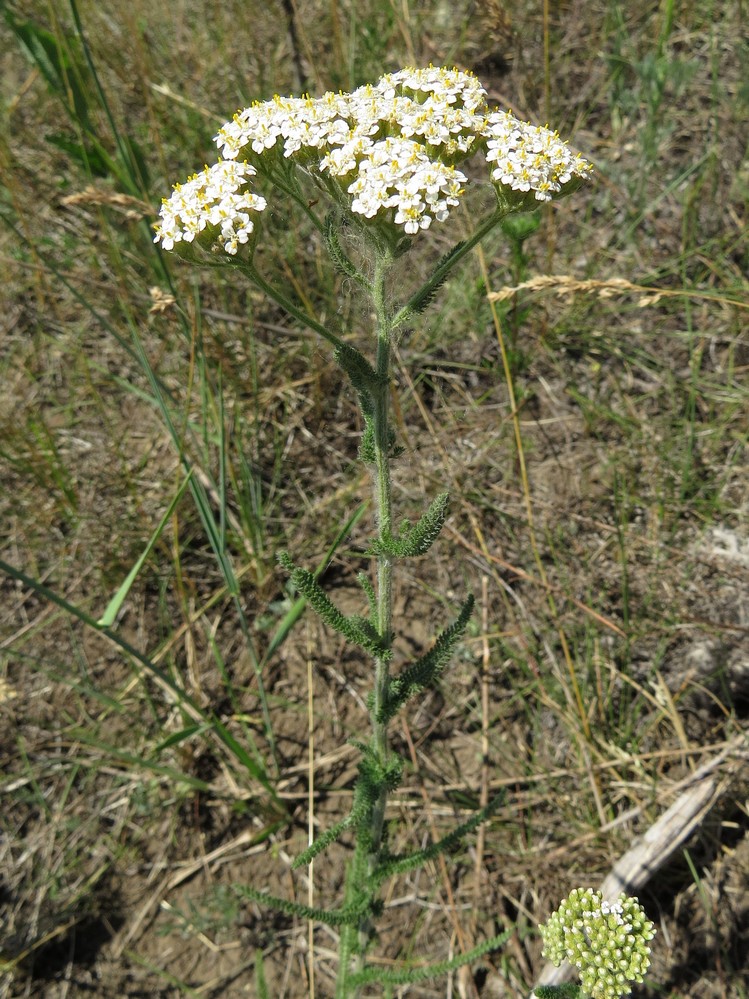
(368, 492, 449, 558)
(380, 594, 474, 721)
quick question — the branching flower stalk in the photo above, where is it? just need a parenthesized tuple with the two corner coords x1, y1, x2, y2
(155, 65, 602, 995)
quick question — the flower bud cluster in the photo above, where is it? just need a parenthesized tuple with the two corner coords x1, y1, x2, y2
(540, 888, 655, 999)
(155, 65, 592, 254)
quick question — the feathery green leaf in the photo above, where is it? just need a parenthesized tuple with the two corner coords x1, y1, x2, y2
(357, 571, 377, 620)
(292, 813, 355, 868)
(534, 986, 585, 999)
(334, 341, 380, 396)
(375, 786, 506, 883)
(368, 492, 450, 558)
(404, 241, 467, 317)
(349, 929, 512, 986)
(324, 212, 370, 288)
(278, 553, 392, 657)
(236, 885, 368, 927)
(379, 594, 474, 721)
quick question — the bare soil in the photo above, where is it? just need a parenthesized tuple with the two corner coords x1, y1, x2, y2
(1, 2, 748, 998)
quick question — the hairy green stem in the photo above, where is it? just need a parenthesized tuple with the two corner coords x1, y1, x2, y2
(368, 264, 393, 832)
(340, 250, 395, 997)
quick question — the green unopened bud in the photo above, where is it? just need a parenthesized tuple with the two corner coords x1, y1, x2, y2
(540, 889, 655, 999)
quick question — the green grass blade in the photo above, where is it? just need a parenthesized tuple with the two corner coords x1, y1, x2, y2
(96, 470, 193, 627)
(68, 735, 213, 792)
(3, 7, 92, 128)
(217, 372, 228, 554)
(0, 214, 180, 363)
(67, 0, 150, 195)
(122, 952, 204, 997)
(0, 557, 278, 800)
(153, 723, 209, 754)
(126, 323, 280, 776)
(254, 950, 270, 999)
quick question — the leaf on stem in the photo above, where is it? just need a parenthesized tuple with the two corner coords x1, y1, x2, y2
(332, 341, 386, 464)
(293, 742, 402, 868)
(368, 491, 450, 558)
(348, 929, 513, 987)
(379, 594, 474, 722)
(376, 785, 506, 882)
(359, 417, 376, 463)
(292, 813, 356, 868)
(356, 571, 377, 621)
(401, 240, 467, 318)
(334, 341, 381, 395)
(236, 884, 368, 927)
(534, 986, 585, 999)
(278, 552, 392, 658)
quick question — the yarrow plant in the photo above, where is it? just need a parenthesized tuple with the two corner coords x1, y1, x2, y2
(154, 65, 647, 996)
(538, 889, 656, 999)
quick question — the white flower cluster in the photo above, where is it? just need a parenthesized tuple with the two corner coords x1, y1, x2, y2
(154, 159, 267, 255)
(540, 888, 656, 999)
(154, 66, 592, 253)
(215, 66, 487, 164)
(326, 136, 466, 233)
(485, 111, 591, 203)
(215, 91, 353, 160)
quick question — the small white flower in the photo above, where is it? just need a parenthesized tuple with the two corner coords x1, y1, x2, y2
(485, 110, 592, 201)
(158, 65, 591, 253)
(153, 159, 266, 254)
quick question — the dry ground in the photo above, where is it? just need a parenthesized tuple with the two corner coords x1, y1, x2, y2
(1, 1, 748, 997)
